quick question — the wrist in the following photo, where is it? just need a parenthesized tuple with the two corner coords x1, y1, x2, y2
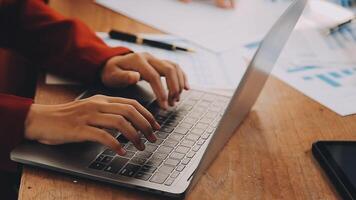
(24, 104, 50, 141)
(24, 104, 38, 140)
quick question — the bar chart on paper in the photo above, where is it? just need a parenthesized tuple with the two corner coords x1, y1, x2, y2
(274, 64, 356, 116)
(325, 22, 356, 49)
(302, 22, 356, 65)
(294, 66, 356, 88)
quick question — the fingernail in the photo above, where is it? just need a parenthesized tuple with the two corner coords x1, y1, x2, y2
(163, 101, 169, 110)
(148, 133, 157, 143)
(139, 142, 145, 151)
(154, 122, 161, 130)
(185, 83, 190, 90)
(117, 147, 126, 156)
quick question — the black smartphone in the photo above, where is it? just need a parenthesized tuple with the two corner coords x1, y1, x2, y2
(312, 141, 356, 200)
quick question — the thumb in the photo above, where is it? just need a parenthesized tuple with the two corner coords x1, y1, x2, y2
(109, 68, 141, 88)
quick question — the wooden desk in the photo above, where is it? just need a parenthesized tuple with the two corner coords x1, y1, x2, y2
(19, 1, 356, 199)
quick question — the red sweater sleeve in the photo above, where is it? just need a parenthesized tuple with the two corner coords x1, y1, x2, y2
(0, 94, 33, 172)
(0, 0, 131, 172)
(14, 0, 131, 83)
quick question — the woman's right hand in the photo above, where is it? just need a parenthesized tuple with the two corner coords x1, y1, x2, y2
(24, 95, 160, 156)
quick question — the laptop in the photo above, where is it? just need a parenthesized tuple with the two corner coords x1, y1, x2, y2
(11, 0, 307, 198)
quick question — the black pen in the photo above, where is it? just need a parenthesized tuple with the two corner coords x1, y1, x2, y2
(327, 16, 356, 35)
(109, 30, 195, 52)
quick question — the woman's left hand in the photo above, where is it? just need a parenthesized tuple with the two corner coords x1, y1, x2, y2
(101, 52, 190, 109)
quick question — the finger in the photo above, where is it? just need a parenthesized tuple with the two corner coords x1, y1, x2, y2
(230, 0, 235, 8)
(107, 97, 160, 130)
(182, 69, 190, 90)
(148, 58, 180, 106)
(84, 126, 127, 155)
(215, 0, 232, 8)
(108, 67, 141, 88)
(87, 114, 145, 151)
(137, 57, 168, 109)
(165, 60, 186, 96)
(99, 103, 158, 143)
(168, 64, 190, 90)
(110, 53, 168, 109)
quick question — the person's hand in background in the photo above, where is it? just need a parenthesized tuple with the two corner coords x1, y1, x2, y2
(101, 52, 190, 109)
(180, 0, 235, 9)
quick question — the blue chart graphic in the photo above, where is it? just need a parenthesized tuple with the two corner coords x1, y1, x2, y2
(286, 65, 320, 73)
(287, 65, 356, 87)
(244, 41, 261, 50)
(328, 0, 355, 8)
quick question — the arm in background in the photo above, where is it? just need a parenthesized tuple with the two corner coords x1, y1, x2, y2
(179, 0, 235, 9)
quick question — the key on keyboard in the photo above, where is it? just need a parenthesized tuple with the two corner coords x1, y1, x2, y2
(102, 149, 116, 156)
(180, 139, 195, 147)
(89, 162, 105, 170)
(174, 127, 189, 135)
(130, 157, 147, 165)
(163, 139, 179, 148)
(140, 165, 157, 174)
(175, 146, 190, 154)
(168, 133, 184, 141)
(145, 144, 158, 152)
(104, 157, 129, 173)
(121, 151, 135, 158)
(159, 165, 175, 173)
(135, 172, 152, 181)
(156, 131, 169, 139)
(164, 158, 180, 166)
(165, 178, 175, 186)
(119, 163, 141, 177)
(150, 173, 169, 184)
(170, 152, 185, 160)
(157, 146, 173, 154)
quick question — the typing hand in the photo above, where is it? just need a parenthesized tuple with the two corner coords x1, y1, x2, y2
(179, 0, 235, 9)
(101, 53, 190, 109)
(24, 95, 161, 155)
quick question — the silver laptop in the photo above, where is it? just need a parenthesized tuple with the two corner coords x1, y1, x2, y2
(11, 0, 306, 198)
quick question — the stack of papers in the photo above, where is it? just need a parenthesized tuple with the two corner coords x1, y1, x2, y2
(48, 0, 356, 115)
(95, 0, 291, 52)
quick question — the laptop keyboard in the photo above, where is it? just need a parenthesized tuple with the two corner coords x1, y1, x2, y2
(88, 90, 229, 186)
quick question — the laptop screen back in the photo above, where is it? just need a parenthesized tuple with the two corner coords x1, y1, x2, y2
(187, 0, 307, 191)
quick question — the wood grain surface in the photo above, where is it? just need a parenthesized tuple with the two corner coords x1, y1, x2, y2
(19, 1, 356, 199)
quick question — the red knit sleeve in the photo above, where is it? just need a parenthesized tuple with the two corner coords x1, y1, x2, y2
(14, 0, 131, 84)
(0, 94, 33, 172)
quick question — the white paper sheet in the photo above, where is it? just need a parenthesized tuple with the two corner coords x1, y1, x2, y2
(273, 64, 356, 116)
(95, 0, 291, 52)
